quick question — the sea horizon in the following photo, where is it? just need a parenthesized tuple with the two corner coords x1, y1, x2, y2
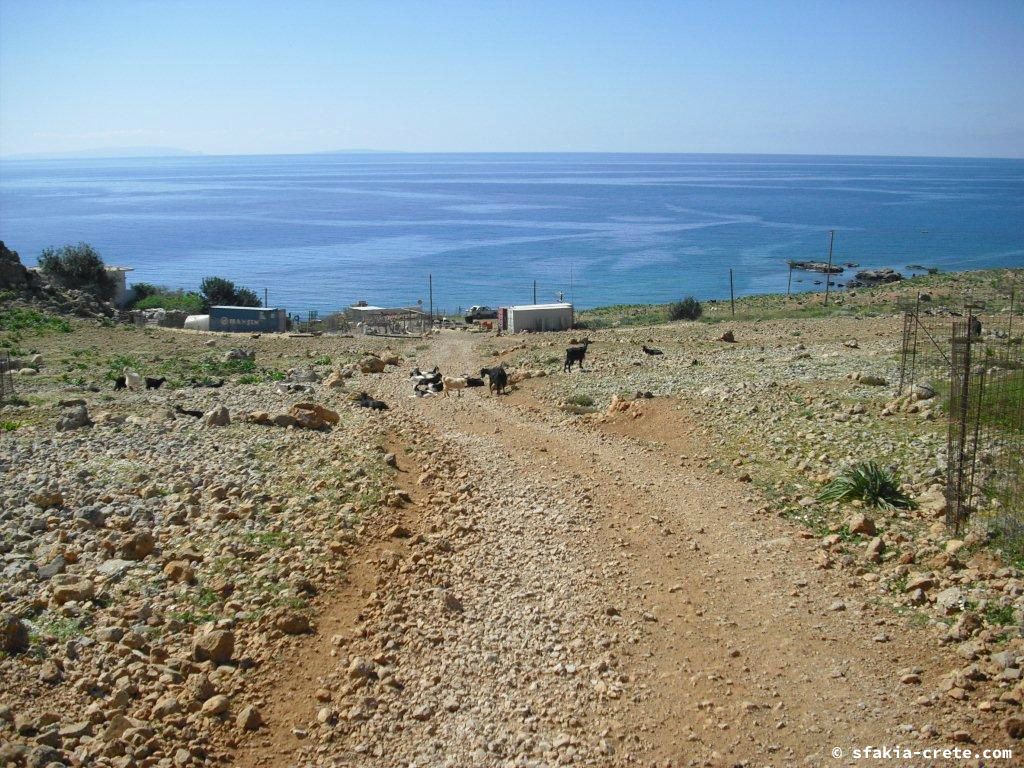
(1, 151, 1022, 314)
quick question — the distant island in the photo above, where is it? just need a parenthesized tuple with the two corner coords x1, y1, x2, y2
(1, 146, 202, 160)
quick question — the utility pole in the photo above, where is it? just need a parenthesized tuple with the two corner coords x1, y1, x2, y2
(824, 230, 835, 307)
(533, 280, 537, 304)
(729, 269, 735, 316)
(428, 274, 433, 325)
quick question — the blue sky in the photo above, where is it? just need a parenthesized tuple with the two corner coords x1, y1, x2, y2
(1, 0, 1022, 157)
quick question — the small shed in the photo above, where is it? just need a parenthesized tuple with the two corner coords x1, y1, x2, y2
(504, 303, 574, 333)
(209, 306, 286, 333)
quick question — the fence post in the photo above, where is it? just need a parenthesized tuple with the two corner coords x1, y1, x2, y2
(729, 269, 735, 316)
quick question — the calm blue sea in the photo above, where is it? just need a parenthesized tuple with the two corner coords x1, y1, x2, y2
(1, 153, 1022, 314)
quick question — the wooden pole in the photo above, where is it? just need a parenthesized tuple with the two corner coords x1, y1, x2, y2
(428, 274, 433, 325)
(729, 269, 735, 316)
(787, 263, 793, 297)
(824, 230, 835, 307)
(264, 287, 268, 307)
(533, 280, 537, 304)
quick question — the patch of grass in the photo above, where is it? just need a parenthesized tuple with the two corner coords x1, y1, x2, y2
(168, 609, 215, 625)
(29, 614, 83, 643)
(194, 586, 220, 607)
(817, 461, 916, 510)
(0, 308, 72, 334)
(313, 355, 332, 366)
(1, 420, 20, 431)
(245, 530, 295, 549)
(566, 393, 595, 407)
(105, 354, 143, 380)
(989, 524, 1024, 570)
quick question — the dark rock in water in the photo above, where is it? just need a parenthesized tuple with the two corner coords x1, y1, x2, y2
(846, 268, 903, 288)
(789, 260, 844, 274)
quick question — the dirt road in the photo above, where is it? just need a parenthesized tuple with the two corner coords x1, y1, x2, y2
(236, 331, 992, 767)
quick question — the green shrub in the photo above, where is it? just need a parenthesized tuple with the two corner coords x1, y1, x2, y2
(199, 276, 261, 311)
(667, 297, 703, 321)
(37, 242, 115, 301)
(1, 421, 20, 431)
(134, 291, 204, 313)
(817, 461, 916, 510)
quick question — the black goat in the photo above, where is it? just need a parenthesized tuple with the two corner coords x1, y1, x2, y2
(480, 366, 508, 395)
(563, 340, 590, 372)
(356, 392, 389, 411)
(173, 405, 204, 418)
(113, 375, 126, 391)
(145, 376, 166, 390)
(642, 345, 663, 356)
(466, 376, 485, 388)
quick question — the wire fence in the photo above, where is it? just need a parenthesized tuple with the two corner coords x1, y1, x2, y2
(897, 279, 1024, 541)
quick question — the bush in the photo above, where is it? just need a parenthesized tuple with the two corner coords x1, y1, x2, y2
(128, 282, 161, 304)
(200, 276, 261, 311)
(817, 461, 916, 510)
(134, 292, 204, 313)
(667, 297, 702, 321)
(37, 243, 115, 301)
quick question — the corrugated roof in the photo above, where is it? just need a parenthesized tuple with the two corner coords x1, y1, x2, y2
(506, 303, 574, 311)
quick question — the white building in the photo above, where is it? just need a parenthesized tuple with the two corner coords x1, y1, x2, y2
(503, 303, 574, 333)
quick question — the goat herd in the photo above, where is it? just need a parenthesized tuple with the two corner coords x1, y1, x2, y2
(111, 338, 626, 415)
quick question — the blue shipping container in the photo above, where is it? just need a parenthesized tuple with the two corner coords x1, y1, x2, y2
(209, 306, 287, 333)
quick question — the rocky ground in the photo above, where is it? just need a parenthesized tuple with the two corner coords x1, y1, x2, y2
(1, 270, 1022, 767)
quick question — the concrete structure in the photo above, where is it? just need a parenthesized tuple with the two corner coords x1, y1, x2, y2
(107, 267, 133, 307)
(209, 306, 286, 333)
(502, 303, 574, 333)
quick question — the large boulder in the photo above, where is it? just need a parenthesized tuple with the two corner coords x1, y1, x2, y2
(1, 613, 29, 653)
(56, 406, 93, 432)
(192, 629, 235, 664)
(119, 531, 155, 561)
(359, 356, 386, 374)
(51, 578, 94, 605)
(290, 402, 339, 429)
(204, 406, 231, 427)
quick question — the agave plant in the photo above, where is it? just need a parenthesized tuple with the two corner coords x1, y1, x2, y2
(817, 461, 916, 510)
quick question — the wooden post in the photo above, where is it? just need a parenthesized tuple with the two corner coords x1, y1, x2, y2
(533, 280, 537, 304)
(264, 287, 268, 308)
(787, 263, 793, 297)
(729, 269, 735, 316)
(428, 274, 433, 325)
(824, 230, 835, 307)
